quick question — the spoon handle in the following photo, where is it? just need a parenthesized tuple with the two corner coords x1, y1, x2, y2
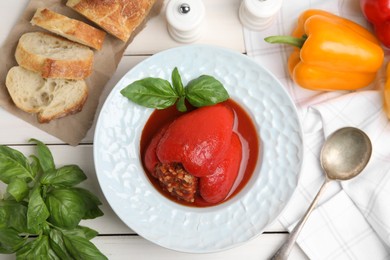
(270, 179, 330, 260)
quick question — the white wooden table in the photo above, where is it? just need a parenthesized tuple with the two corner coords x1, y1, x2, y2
(0, 1, 308, 259)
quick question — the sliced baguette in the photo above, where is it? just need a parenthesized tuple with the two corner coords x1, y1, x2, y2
(15, 32, 93, 80)
(5, 66, 88, 123)
(31, 8, 106, 50)
(66, 0, 157, 42)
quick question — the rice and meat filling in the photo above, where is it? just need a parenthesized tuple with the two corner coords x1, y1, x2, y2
(152, 162, 198, 203)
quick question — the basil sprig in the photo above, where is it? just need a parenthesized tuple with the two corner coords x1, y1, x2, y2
(120, 67, 229, 112)
(0, 139, 107, 259)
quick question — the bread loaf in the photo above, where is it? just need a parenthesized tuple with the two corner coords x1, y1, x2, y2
(5, 66, 88, 123)
(15, 32, 94, 80)
(31, 8, 106, 50)
(66, 0, 157, 42)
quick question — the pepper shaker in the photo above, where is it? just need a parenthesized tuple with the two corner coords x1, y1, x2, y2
(166, 0, 205, 43)
(239, 0, 283, 31)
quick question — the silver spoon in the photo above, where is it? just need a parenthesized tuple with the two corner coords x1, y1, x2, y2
(271, 126, 372, 260)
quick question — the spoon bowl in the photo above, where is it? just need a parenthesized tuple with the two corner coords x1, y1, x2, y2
(271, 127, 372, 260)
(321, 127, 372, 180)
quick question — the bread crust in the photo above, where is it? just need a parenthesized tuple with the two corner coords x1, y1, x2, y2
(31, 8, 106, 50)
(66, 0, 157, 42)
(15, 32, 94, 80)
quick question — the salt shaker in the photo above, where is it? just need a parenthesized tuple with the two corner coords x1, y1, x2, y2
(166, 0, 205, 43)
(239, 0, 283, 31)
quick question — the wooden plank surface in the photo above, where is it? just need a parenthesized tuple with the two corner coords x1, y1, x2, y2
(0, 1, 308, 259)
(0, 234, 307, 260)
(128, 0, 245, 54)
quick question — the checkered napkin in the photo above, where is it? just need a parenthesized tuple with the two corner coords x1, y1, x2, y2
(243, 0, 390, 259)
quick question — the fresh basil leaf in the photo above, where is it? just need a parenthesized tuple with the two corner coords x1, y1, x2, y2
(63, 234, 107, 260)
(0, 206, 6, 227)
(171, 67, 185, 96)
(41, 185, 49, 201)
(49, 229, 73, 260)
(46, 188, 86, 229)
(72, 188, 103, 219)
(41, 222, 52, 237)
(15, 239, 34, 259)
(7, 178, 29, 202)
(83, 207, 103, 220)
(0, 141, 107, 259)
(41, 165, 87, 187)
(0, 200, 28, 232)
(18, 235, 60, 260)
(0, 244, 13, 254)
(48, 246, 62, 260)
(29, 155, 41, 179)
(120, 77, 178, 109)
(61, 225, 98, 240)
(29, 139, 55, 174)
(0, 146, 33, 184)
(27, 188, 50, 233)
(15, 235, 57, 260)
(72, 188, 102, 206)
(0, 227, 26, 254)
(0, 245, 12, 254)
(185, 75, 229, 107)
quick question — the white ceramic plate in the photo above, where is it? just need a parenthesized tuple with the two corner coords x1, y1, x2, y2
(93, 45, 303, 253)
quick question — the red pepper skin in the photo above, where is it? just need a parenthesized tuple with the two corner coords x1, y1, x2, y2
(144, 125, 168, 174)
(156, 104, 234, 177)
(360, 0, 390, 48)
(199, 133, 242, 203)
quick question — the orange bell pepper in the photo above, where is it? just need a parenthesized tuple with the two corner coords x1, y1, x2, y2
(265, 9, 384, 91)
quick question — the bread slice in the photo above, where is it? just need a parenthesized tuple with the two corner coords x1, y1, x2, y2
(66, 0, 157, 42)
(5, 66, 88, 123)
(15, 32, 94, 80)
(31, 8, 106, 50)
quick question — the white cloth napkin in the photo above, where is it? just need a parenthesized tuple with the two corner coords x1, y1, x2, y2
(243, 0, 390, 259)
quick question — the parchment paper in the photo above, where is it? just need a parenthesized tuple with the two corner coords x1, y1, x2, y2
(0, 0, 162, 145)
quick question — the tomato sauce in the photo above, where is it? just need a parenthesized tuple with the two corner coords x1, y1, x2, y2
(140, 99, 260, 207)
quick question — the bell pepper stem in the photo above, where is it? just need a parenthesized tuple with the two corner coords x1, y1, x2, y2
(264, 35, 307, 48)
